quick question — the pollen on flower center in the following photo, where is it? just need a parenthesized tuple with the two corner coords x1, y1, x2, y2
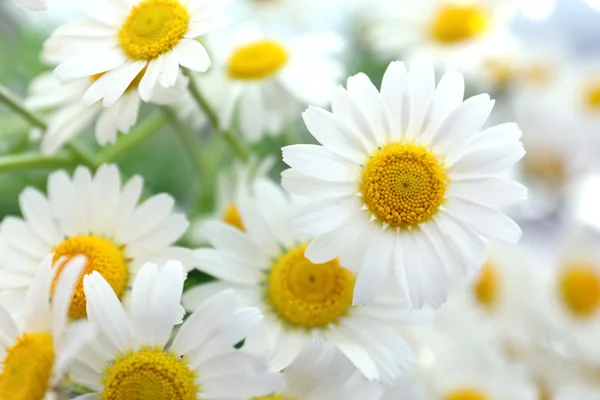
(118, 0, 189, 61)
(221, 203, 245, 231)
(430, 4, 489, 44)
(266, 244, 354, 329)
(473, 261, 499, 309)
(444, 388, 489, 400)
(559, 264, 600, 318)
(584, 83, 600, 111)
(52, 236, 129, 319)
(228, 40, 288, 80)
(361, 143, 447, 228)
(0, 332, 55, 400)
(103, 347, 197, 400)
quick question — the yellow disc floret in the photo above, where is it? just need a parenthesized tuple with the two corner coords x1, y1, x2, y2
(221, 203, 245, 231)
(584, 83, 600, 111)
(228, 41, 288, 80)
(103, 347, 197, 400)
(0, 332, 55, 400)
(53, 236, 129, 319)
(474, 261, 499, 309)
(118, 0, 189, 61)
(362, 143, 447, 227)
(444, 389, 489, 400)
(431, 4, 489, 44)
(267, 244, 354, 329)
(559, 264, 600, 318)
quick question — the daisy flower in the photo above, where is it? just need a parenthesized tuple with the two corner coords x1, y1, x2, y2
(282, 61, 527, 307)
(364, 0, 517, 71)
(536, 225, 600, 366)
(0, 255, 93, 400)
(25, 71, 187, 154)
(46, 0, 230, 106)
(0, 164, 195, 321)
(256, 341, 382, 400)
(72, 260, 282, 399)
(194, 24, 344, 141)
(184, 178, 431, 383)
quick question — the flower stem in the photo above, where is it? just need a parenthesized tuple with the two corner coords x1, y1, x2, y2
(0, 83, 99, 169)
(182, 69, 250, 162)
(0, 152, 75, 173)
(97, 112, 167, 163)
(163, 107, 207, 174)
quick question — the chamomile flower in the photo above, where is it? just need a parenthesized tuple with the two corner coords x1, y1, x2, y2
(282, 61, 527, 308)
(46, 0, 230, 106)
(0, 164, 195, 321)
(256, 341, 382, 400)
(187, 156, 275, 244)
(25, 71, 187, 154)
(184, 178, 431, 383)
(194, 24, 344, 141)
(365, 0, 517, 71)
(537, 225, 600, 366)
(0, 255, 93, 400)
(72, 261, 282, 399)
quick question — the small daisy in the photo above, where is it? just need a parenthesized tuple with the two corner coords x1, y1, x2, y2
(25, 71, 187, 154)
(184, 178, 431, 383)
(72, 260, 282, 399)
(256, 341, 383, 400)
(364, 0, 517, 71)
(46, 0, 230, 106)
(187, 156, 275, 244)
(537, 225, 600, 366)
(194, 24, 344, 141)
(0, 255, 93, 400)
(282, 61, 527, 308)
(0, 164, 195, 321)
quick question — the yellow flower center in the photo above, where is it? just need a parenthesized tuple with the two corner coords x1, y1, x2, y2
(228, 40, 288, 80)
(444, 389, 488, 400)
(0, 332, 55, 400)
(118, 0, 189, 61)
(221, 204, 245, 231)
(361, 143, 447, 228)
(266, 244, 354, 329)
(584, 82, 600, 111)
(430, 4, 489, 44)
(103, 347, 197, 400)
(53, 236, 130, 320)
(473, 261, 499, 309)
(559, 264, 600, 318)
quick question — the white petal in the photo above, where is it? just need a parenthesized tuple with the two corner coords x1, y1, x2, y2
(54, 51, 127, 84)
(448, 144, 526, 177)
(281, 169, 357, 199)
(0, 304, 18, 344)
(19, 188, 62, 246)
(202, 221, 268, 265)
(130, 262, 159, 346)
(239, 86, 265, 142)
(94, 108, 119, 146)
(146, 261, 185, 346)
(172, 39, 210, 72)
(193, 249, 262, 285)
(405, 61, 435, 141)
(158, 52, 180, 88)
(90, 164, 121, 236)
(327, 328, 379, 381)
(421, 70, 464, 144)
(290, 196, 360, 236)
(331, 86, 378, 150)
(353, 231, 395, 306)
(22, 255, 53, 332)
(447, 178, 527, 208)
(52, 256, 86, 340)
(0, 217, 49, 258)
(282, 144, 360, 182)
(346, 72, 389, 145)
(138, 57, 163, 102)
(380, 61, 409, 142)
(114, 193, 175, 243)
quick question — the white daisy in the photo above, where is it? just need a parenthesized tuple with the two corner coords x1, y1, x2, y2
(256, 341, 383, 400)
(46, 0, 230, 106)
(187, 155, 275, 244)
(72, 260, 282, 399)
(194, 24, 344, 141)
(281, 61, 527, 308)
(536, 225, 600, 367)
(0, 255, 94, 400)
(25, 71, 187, 154)
(0, 164, 195, 321)
(183, 178, 431, 383)
(364, 0, 517, 72)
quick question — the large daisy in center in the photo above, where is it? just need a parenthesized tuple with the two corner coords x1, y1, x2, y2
(282, 61, 527, 308)
(46, 0, 229, 105)
(184, 178, 430, 383)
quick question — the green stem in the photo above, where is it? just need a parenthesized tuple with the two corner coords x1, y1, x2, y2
(182, 69, 250, 162)
(0, 83, 47, 130)
(163, 107, 207, 174)
(0, 152, 74, 173)
(97, 113, 167, 163)
(67, 141, 100, 169)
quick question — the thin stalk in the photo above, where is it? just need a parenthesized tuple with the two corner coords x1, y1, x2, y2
(0, 152, 74, 173)
(97, 113, 167, 163)
(163, 107, 207, 174)
(182, 69, 250, 162)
